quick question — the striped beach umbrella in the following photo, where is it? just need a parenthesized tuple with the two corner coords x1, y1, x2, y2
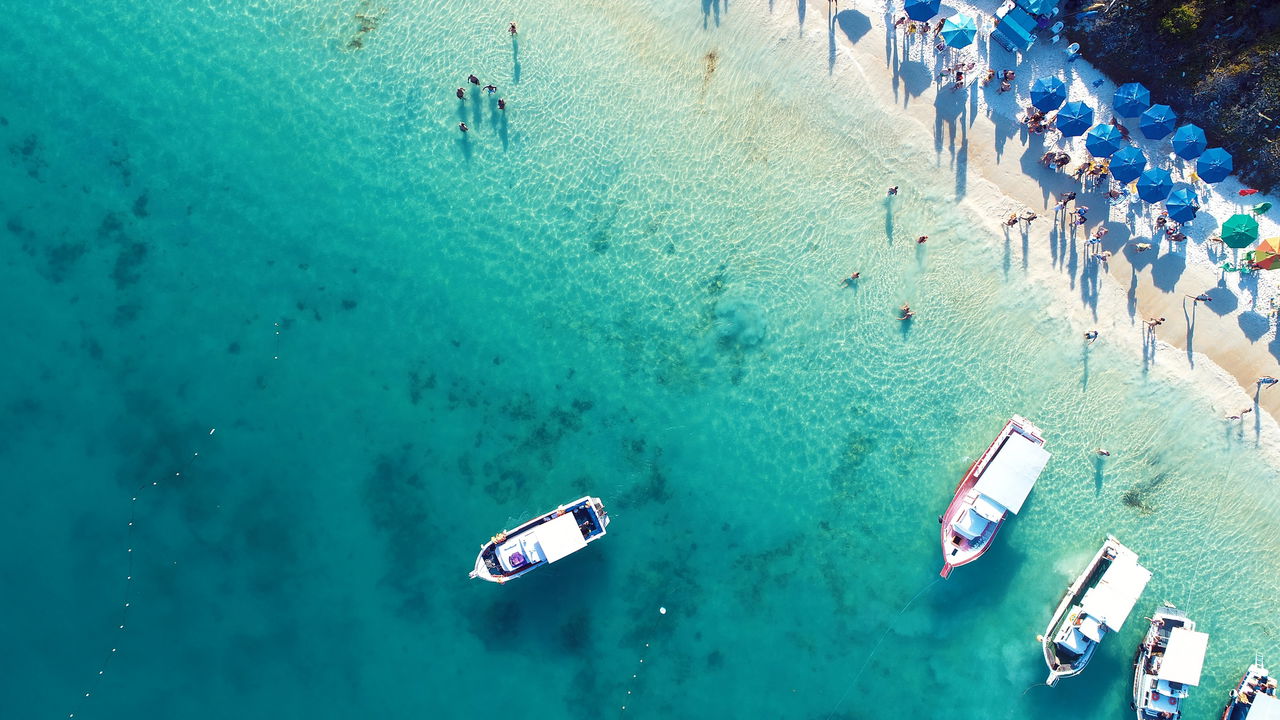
(1054, 101, 1094, 137)
(1171, 124, 1207, 159)
(1109, 145, 1147, 184)
(1085, 124, 1124, 158)
(1031, 76, 1068, 112)
(941, 13, 977, 48)
(1222, 214, 1259, 248)
(1197, 148, 1233, 183)
(1248, 237, 1280, 269)
(1114, 83, 1151, 117)
(1164, 188, 1199, 223)
(905, 0, 940, 21)
(1138, 104, 1178, 140)
(1136, 167, 1173, 203)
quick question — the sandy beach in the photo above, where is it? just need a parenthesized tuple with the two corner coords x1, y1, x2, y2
(775, 0, 1280, 455)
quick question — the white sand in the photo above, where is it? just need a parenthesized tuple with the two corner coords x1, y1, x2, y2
(754, 0, 1280, 460)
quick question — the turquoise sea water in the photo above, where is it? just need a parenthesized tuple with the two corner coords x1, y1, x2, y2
(2, 1, 1278, 719)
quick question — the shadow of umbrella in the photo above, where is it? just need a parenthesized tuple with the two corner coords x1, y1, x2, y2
(836, 9, 871, 43)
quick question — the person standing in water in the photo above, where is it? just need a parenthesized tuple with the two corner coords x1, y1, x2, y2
(840, 272, 860, 287)
(497, 98, 506, 110)
(456, 87, 465, 99)
(468, 74, 480, 85)
(509, 22, 518, 35)
(459, 122, 468, 132)
(887, 186, 898, 195)
(1084, 330, 1098, 344)
(899, 303, 914, 320)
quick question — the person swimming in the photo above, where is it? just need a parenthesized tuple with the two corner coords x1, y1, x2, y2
(459, 122, 468, 132)
(899, 303, 914, 321)
(456, 87, 465, 99)
(497, 98, 506, 110)
(468, 74, 480, 85)
(887, 186, 898, 195)
(483, 84, 498, 93)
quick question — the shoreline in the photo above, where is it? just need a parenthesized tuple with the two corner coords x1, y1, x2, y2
(772, 0, 1280, 460)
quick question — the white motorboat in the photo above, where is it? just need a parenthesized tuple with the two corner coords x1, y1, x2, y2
(1221, 655, 1280, 720)
(469, 496, 609, 584)
(1041, 536, 1151, 686)
(1133, 605, 1209, 720)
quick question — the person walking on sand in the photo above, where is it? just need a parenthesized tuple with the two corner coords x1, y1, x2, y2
(1084, 330, 1098, 344)
(899, 303, 915, 321)
(1187, 293, 1212, 304)
(1259, 375, 1279, 388)
(1021, 210, 1038, 224)
(1144, 316, 1165, 331)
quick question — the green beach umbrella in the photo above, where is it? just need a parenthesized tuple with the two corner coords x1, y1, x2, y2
(1222, 214, 1260, 249)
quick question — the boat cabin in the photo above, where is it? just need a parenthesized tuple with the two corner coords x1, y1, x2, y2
(949, 432, 1050, 543)
(1055, 553, 1151, 658)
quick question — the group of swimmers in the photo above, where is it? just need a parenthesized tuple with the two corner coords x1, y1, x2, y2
(838, 186, 920, 323)
(457, 23, 517, 133)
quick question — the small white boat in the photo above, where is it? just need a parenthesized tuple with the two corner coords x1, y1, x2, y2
(1133, 605, 1209, 720)
(938, 415, 1050, 578)
(1041, 536, 1151, 686)
(1221, 655, 1280, 720)
(469, 496, 609, 584)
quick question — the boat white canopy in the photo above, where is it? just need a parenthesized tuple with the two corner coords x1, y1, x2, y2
(1078, 555, 1151, 632)
(972, 433, 1050, 514)
(1158, 628, 1209, 686)
(527, 513, 587, 563)
(1249, 694, 1280, 720)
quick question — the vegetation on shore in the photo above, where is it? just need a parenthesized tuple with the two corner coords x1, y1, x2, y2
(1068, 0, 1280, 191)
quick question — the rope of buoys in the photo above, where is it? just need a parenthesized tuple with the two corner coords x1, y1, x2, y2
(66, 429, 216, 719)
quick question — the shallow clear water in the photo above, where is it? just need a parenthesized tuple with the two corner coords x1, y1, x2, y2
(1, 1, 1277, 719)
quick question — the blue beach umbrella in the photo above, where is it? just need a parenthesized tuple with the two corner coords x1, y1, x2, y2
(1054, 101, 1094, 137)
(1136, 167, 1174, 203)
(1138, 104, 1178, 140)
(1114, 83, 1151, 117)
(1109, 145, 1147, 184)
(940, 14, 977, 49)
(1171, 124, 1207, 159)
(905, 0, 941, 21)
(1030, 76, 1068, 112)
(1165, 188, 1199, 223)
(1085, 124, 1124, 158)
(1197, 147, 1233, 183)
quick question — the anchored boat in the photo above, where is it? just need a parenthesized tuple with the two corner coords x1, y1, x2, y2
(1041, 536, 1151, 686)
(1221, 655, 1280, 720)
(469, 496, 609, 584)
(938, 415, 1050, 578)
(1133, 605, 1209, 719)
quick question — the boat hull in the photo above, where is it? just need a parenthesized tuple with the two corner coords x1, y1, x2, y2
(469, 496, 609, 584)
(1133, 606, 1193, 720)
(938, 416, 1044, 578)
(1041, 536, 1126, 685)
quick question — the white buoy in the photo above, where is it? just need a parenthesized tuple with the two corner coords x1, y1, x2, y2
(659, 606, 666, 615)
